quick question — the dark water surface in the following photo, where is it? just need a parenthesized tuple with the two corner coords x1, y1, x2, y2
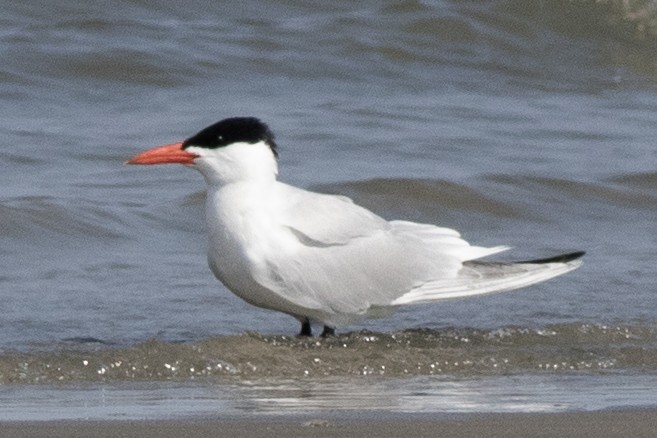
(1, 0, 657, 420)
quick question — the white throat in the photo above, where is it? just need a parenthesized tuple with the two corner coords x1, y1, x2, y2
(186, 140, 278, 187)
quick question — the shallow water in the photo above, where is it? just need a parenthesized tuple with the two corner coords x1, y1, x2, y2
(2, 0, 657, 420)
(3, 374, 657, 422)
(2, 324, 657, 384)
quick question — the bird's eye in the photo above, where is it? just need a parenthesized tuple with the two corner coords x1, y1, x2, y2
(217, 135, 224, 141)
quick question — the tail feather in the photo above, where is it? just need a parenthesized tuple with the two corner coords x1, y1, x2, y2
(391, 251, 584, 306)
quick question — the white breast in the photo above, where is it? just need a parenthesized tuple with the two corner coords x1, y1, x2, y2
(204, 182, 321, 316)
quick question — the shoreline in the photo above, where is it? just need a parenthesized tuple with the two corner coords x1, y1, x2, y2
(2, 409, 654, 438)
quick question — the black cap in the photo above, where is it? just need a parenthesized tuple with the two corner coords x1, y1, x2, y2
(182, 117, 278, 158)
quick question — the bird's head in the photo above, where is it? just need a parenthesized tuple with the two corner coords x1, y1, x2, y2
(127, 117, 279, 185)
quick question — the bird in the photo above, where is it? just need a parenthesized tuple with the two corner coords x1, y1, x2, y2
(127, 117, 584, 337)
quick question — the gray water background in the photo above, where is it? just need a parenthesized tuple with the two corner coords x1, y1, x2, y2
(1, 0, 657, 421)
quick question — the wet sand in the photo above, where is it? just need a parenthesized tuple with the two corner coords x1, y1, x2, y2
(2, 409, 654, 438)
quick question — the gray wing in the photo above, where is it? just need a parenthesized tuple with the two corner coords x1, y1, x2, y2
(252, 184, 512, 324)
(273, 182, 390, 245)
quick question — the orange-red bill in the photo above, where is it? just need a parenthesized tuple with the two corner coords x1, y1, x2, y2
(126, 142, 198, 165)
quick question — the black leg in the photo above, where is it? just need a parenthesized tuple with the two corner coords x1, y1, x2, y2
(320, 326, 335, 337)
(299, 318, 312, 337)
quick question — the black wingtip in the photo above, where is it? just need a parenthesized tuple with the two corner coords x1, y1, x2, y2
(517, 251, 586, 264)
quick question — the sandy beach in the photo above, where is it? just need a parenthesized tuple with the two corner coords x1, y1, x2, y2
(2, 409, 654, 438)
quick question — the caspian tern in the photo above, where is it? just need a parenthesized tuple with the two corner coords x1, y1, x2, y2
(127, 117, 584, 337)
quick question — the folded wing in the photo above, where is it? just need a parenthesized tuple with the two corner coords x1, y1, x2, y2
(253, 186, 562, 325)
